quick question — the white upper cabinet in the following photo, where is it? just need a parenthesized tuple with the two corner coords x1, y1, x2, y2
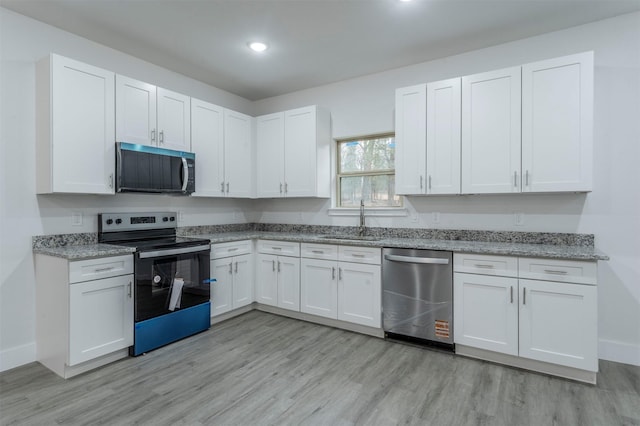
(191, 98, 225, 197)
(461, 67, 521, 194)
(116, 75, 191, 152)
(256, 105, 330, 198)
(522, 52, 593, 192)
(224, 109, 254, 198)
(395, 84, 427, 195)
(36, 54, 115, 194)
(426, 78, 461, 194)
(256, 112, 286, 198)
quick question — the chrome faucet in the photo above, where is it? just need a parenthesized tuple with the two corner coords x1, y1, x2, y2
(358, 199, 366, 236)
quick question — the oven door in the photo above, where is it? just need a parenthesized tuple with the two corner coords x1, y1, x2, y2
(134, 244, 210, 322)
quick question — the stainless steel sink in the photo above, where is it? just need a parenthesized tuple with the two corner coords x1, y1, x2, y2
(319, 235, 380, 241)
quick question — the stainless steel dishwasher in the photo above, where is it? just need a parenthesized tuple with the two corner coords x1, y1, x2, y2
(382, 248, 453, 349)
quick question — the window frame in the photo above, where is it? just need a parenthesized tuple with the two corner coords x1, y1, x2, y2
(335, 132, 402, 208)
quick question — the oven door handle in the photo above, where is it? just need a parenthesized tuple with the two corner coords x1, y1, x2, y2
(139, 244, 210, 259)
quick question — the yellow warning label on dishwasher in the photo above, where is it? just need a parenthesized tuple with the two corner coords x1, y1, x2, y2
(435, 320, 450, 338)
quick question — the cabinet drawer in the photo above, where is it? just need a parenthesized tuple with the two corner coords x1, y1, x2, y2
(518, 258, 597, 285)
(453, 253, 518, 277)
(69, 255, 133, 283)
(338, 246, 381, 265)
(301, 243, 338, 260)
(257, 240, 300, 257)
(211, 240, 252, 259)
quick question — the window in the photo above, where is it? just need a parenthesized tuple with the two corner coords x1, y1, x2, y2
(337, 134, 401, 208)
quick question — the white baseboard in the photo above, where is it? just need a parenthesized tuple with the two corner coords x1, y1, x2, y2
(0, 343, 36, 373)
(599, 339, 640, 366)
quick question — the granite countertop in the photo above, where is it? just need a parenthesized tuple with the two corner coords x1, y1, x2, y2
(188, 231, 609, 261)
(33, 243, 136, 260)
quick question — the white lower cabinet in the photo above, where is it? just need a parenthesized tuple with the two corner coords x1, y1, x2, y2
(210, 241, 253, 316)
(453, 253, 598, 376)
(256, 241, 301, 311)
(300, 244, 381, 328)
(35, 254, 134, 378)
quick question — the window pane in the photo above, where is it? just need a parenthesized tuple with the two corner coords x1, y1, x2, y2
(340, 175, 401, 207)
(339, 136, 395, 173)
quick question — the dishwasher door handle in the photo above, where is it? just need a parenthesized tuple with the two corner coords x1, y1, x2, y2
(384, 254, 450, 265)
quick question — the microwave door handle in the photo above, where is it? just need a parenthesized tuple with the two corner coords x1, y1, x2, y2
(181, 157, 188, 192)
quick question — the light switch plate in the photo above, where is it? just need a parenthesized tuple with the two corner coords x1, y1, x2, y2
(514, 212, 525, 226)
(71, 211, 83, 226)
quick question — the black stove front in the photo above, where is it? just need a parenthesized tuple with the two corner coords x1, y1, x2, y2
(98, 212, 212, 356)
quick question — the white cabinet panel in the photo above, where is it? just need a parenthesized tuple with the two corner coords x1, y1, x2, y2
(519, 279, 598, 371)
(257, 240, 300, 257)
(156, 87, 191, 151)
(256, 112, 285, 198)
(522, 52, 593, 192)
(453, 253, 518, 277)
(277, 256, 301, 312)
(518, 257, 597, 285)
(116, 75, 156, 146)
(426, 78, 461, 195)
(300, 258, 337, 319)
(232, 254, 254, 309)
(224, 109, 253, 198)
(37, 54, 115, 194)
(453, 272, 518, 356)
(395, 84, 427, 195)
(191, 98, 224, 197)
(461, 67, 521, 194)
(211, 258, 233, 316)
(211, 240, 252, 259)
(256, 254, 278, 306)
(338, 246, 381, 265)
(338, 263, 381, 328)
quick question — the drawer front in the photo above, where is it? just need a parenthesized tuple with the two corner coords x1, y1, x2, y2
(211, 240, 252, 259)
(338, 246, 381, 265)
(301, 243, 338, 260)
(257, 240, 300, 257)
(453, 253, 518, 277)
(518, 258, 597, 285)
(69, 255, 134, 283)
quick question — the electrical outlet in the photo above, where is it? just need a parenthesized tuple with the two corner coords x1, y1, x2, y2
(432, 212, 441, 224)
(71, 211, 83, 226)
(514, 212, 525, 226)
(177, 211, 184, 223)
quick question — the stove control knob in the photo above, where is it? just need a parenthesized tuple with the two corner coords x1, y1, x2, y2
(115, 218, 122, 225)
(169, 216, 175, 222)
(162, 217, 169, 222)
(106, 219, 113, 225)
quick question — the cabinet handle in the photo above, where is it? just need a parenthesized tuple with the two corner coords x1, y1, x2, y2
(285, 182, 288, 193)
(159, 130, 164, 144)
(428, 175, 432, 191)
(151, 129, 156, 142)
(474, 264, 494, 269)
(226, 182, 230, 193)
(420, 175, 423, 190)
(94, 266, 114, 273)
(108, 174, 114, 189)
(338, 268, 343, 280)
(350, 253, 365, 258)
(280, 183, 283, 194)
(522, 287, 526, 305)
(127, 281, 132, 298)
(332, 267, 336, 280)
(228, 262, 233, 274)
(221, 182, 225, 193)
(510, 286, 513, 304)
(311, 250, 324, 254)
(514, 171, 518, 187)
(272, 247, 282, 251)
(234, 262, 238, 274)
(544, 269, 568, 275)
(277, 261, 281, 273)
(525, 170, 530, 187)
(272, 260, 275, 271)
(228, 247, 238, 252)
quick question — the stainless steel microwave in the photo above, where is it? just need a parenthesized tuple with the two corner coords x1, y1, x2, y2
(116, 142, 195, 194)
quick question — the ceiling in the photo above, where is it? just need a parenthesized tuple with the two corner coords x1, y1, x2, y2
(3, 0, 640, 101)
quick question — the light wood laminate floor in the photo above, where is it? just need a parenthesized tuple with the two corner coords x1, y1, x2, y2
(1, 311, 639, 425)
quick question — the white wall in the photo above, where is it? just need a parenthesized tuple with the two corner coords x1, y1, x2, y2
(1, 7, 638, 371)
(0, 8, 259, 371)
(253, 12, 640, 366)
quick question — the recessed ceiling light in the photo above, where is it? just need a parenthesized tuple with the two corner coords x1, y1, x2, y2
(248, 42, 269, 52)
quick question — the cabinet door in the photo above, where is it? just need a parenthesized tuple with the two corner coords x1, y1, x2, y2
(256, 112, 285, 198)
(211, 259, 233, 316)
(157, 87, 191, 152)
(461, 67, 521, 194)
(453, 273, 518, 356)
(277, 256, 300, 312)
(395, 84, 427, 195)
(426, 78, 461, 195)
(300, 258, 337, 319)
(232, 254, 254, 309)
(255, 254, 278, 306)
(115, 75, 157, 146)
(519, 279, 597, 371)
(191, 98, 225, 197)
(69, 275, 133, 365)
(224, 109, 253, 198)
(50, 55, 115, 194)
(522, 52, 593, 192)
(337, 263, 381, 327)
(284, 106, 318, 197)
